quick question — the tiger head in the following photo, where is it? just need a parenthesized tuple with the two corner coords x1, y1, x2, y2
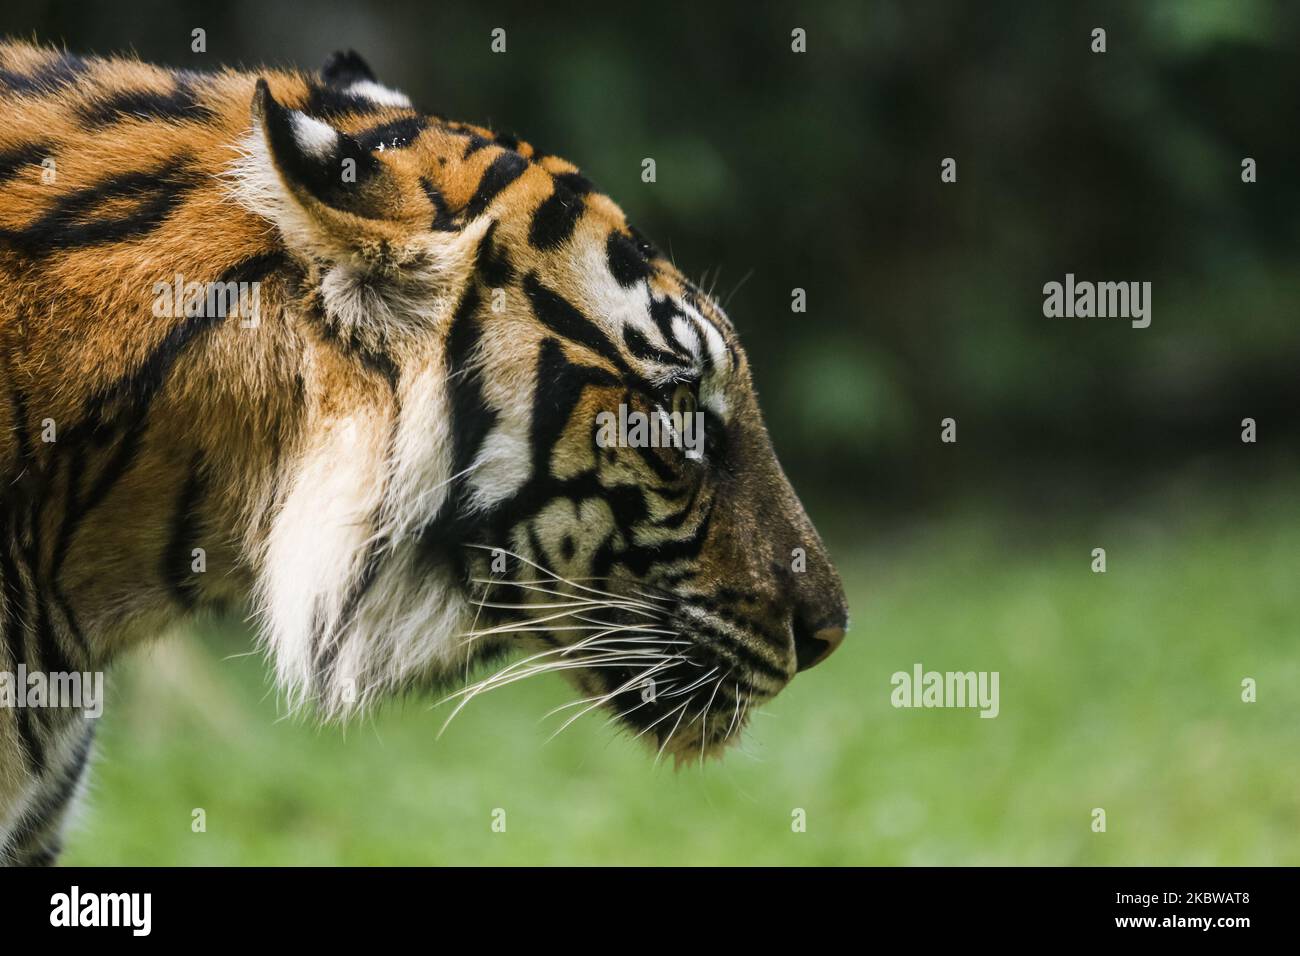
(234, 53, 848, 761)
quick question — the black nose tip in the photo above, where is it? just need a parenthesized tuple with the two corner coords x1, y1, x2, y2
(792, 616, 847, 672)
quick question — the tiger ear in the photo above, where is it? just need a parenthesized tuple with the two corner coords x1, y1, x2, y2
(241, 79, 416, 263)
(320, 50, 411, 108)
(237, 80, 482, 344)
(321, 49, 376, 85)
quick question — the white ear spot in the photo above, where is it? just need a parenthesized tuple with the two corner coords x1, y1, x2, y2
(346, 79, 413, 108)
(290, 112, 341, 160)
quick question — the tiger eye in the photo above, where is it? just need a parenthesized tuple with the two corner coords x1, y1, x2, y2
(671, 383, 696, 420)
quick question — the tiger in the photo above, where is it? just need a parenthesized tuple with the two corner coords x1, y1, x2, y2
(0, 41, 849, 865)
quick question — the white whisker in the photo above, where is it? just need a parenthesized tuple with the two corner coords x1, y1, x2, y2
(465, 544, 668, 608)
(658, 666, 719, 700)
(633, 699, 690, 743)
(473, 577, 666, 613)
(545, 659, 680, 741)
(435, 653, 677, 737)
(654, 701, 691, 766)
(725, 681, 743, 740)
(696, 674, 725, 761)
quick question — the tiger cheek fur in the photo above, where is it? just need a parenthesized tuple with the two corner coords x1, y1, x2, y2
(0, 42, 847, 862)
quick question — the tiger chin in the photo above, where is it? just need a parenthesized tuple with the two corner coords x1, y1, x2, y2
(0, 42, 847, 863)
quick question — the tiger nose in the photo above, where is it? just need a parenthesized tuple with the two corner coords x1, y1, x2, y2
(792, 617, 847, 672)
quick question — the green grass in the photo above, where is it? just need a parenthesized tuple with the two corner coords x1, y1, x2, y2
(65, 487, 1299, 865)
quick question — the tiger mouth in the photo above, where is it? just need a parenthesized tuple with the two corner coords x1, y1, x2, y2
(573, 648, 765, 764)
(446, 570, 783, 761)
(447, 598, 769, 764)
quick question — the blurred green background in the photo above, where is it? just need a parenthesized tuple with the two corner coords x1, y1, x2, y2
(2, 0, 1295, 864)
(67, 479, 1299, 865)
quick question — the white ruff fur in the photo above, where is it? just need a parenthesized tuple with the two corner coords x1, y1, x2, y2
(253, 364, 484, 719)
(225, 114, 508, 720)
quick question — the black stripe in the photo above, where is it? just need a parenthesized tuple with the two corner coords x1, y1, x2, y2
(473, 221, 514, 287)
(419, 337, 619, 553)
(648, 295, 694, 361)
(630, 439, 681, 485)
(473, 349, 624, 544)
(440, 285, 497, 515)
(0, 142, 50, 186)
(0, 513, 27, 670)
(690, 618, 788, 682)
(21, 493, 77, 687)
(309, 305, 399, 387)
(606, 231, 653, 288)
(463, 134, 493, 158)
(629, 226, 662, 262)
(3, 722, 94, 864)
(40, 255, 271, 649)
(86, 252, 283, 419)
(554, 172, 595, 196)
(712, 604, 787, 647)
(219, 249, 289, 287)
(9, 426, 75, 781)
(0, 158, 200, 253)
(523, 272, 633, 377)
(354, 116, 426, 152)
(528, 339, 619, 480)
(681, 293, 721, 375)
(78, 83, 215, 126)
(11, 381, 80, 740)
(162, 454, 206, 610)
(0, 53, 87, 96)
(46, 415, 145, 660)
(463, 151, 528, 220)
(592, 493, 714, 579)
(527, 181, 585, 251)
(0, 506, 42, 775)
(420, 178, 460, 232)
(7, 378, 33, 467)
(622, 325, 690, 368)
(650, 481, 703, 530)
